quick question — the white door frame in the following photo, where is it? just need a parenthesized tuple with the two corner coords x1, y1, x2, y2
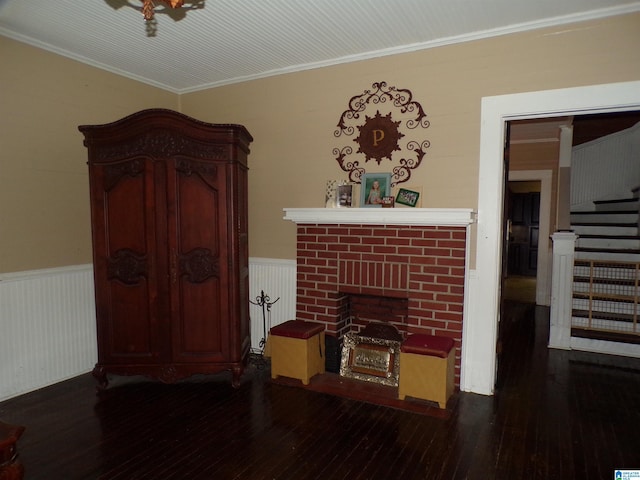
(461, 80, 640, 395)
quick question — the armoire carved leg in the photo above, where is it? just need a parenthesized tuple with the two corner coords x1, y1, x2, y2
(92, 365, 109, 391)
(0, 461, 24, 480)
(231, 366, 243, 388)
(0, 421, 25, 480)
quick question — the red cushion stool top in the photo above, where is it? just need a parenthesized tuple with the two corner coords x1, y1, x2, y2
(270, 320, 324, 339)
(401, 334, 455, 358)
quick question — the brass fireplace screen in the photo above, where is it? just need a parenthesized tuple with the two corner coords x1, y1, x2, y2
(339, 331, 401, 387)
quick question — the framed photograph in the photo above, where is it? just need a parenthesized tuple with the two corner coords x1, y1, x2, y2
(336, 184, 354, 207)
(340, 332, 401, 387)
(396, 187, 421, 207)
(360, 173, 391, 208)
(381, 196, 395, 208)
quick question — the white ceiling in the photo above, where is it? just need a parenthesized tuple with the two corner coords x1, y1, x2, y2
(1, 0, 639, 94)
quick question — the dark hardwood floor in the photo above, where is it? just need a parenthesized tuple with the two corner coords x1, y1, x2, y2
(2, 301, 640, 479)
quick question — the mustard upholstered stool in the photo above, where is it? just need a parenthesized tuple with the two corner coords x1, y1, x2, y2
(270, 320, 325, 385)
(398, 334, 455, 409)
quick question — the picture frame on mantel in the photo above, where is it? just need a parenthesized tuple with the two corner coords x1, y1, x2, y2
(336, 184, 354, 207)
(395, 186, 422, 208)
(360, 173, 391, 207)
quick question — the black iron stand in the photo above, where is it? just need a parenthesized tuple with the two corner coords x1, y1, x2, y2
(249, 290, 279, 367)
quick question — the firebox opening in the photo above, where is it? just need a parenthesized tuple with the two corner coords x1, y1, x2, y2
(322, 291, 410, 373)
(345, 292, 409, 337)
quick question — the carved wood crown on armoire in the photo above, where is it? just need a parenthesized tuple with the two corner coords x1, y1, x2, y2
(79, 109, 253, 389)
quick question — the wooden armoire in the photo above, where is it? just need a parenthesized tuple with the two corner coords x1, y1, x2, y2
(79, 109, 253, 388)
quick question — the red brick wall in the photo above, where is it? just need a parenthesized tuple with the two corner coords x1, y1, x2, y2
(295, 223, 467, 384)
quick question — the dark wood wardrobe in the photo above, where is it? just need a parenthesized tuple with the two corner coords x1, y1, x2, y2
(79, 109, 253, 388)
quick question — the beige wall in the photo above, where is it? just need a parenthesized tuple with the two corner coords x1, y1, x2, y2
(1, 13, 639, 273)
(181, 13, 640, 260)
(0, 37, 178, 273)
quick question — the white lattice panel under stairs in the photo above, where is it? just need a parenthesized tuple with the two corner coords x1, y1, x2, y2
(572, 259, 640, 337)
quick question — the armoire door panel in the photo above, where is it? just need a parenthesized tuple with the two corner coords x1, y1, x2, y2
(171, 158, 222, 253)
(104, 158, 149, 255)
(176, 247, 224, 357)
(168, 158, 228, 361)
(96, 159, 161, 363)
(107, 280, 155, 359)
(176, 279, 225, 358)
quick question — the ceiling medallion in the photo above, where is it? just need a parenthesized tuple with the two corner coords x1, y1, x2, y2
(333, 81, 430, 186)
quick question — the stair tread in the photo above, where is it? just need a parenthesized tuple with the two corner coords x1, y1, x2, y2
(575, 259, 639, 267)
(593, 198, 639, 205)
(576, 247, 640, 254)
(577, 234, 640, 239)
(574, 276, 637, 286)
(571, 327, 640, 344)
(571, 210, 638, 215)
(572, 222, 637, 227)
(572, 309, 637, 323)
(573, 291, 637, 302)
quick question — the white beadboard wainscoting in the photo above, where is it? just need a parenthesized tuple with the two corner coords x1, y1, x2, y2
(0, 258, 296, 402)
(0, 265, 97, 402)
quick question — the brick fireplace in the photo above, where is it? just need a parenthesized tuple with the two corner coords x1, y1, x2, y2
(284, 208, 475, 386)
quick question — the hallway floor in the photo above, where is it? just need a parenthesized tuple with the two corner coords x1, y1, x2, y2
(503, 275, 537, 303)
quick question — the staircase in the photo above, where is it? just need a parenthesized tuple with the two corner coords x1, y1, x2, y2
(570, 195, 640, 344)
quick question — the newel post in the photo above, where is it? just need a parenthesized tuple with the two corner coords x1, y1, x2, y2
(548, 231, 578, 350)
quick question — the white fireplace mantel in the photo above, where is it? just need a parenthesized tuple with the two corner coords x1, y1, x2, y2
(283, 208, 476, 226)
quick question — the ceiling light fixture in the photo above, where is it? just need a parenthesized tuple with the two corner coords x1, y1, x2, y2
(141, 0, 184, 22)
(105, 0, 205, 36)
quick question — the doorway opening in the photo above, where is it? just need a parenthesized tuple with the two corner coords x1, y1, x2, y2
(464, 80, 640, 396)
(504, 180, 540, 304)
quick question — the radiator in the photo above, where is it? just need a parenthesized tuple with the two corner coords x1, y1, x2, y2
(0, 265, 97, 402)
(0, 258, 296, 401)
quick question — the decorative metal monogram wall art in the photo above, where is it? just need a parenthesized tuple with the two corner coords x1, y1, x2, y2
(333, 81, 430, 186)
